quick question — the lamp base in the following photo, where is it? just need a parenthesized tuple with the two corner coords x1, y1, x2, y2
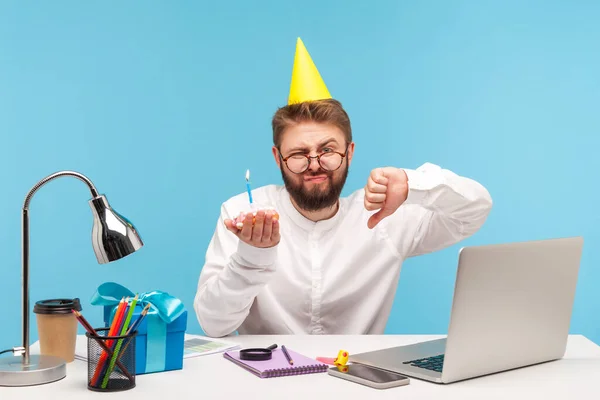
(0, 354, 66, 386)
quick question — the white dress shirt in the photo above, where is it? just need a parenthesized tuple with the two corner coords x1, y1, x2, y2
(194, 163, 493, 337)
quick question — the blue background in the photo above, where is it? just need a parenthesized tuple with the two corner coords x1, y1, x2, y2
(1, 0, 598, 350)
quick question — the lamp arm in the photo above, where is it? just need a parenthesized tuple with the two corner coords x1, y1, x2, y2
(23, 171, 99, 210)
(21, 171, 100, 363)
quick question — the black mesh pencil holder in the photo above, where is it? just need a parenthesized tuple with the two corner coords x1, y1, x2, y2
(86, 328, 137, 392)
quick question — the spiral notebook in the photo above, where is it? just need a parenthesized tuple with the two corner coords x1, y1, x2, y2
(223, 347, 328, 378)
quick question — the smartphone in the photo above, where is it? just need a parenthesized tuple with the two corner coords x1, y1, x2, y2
(328, 364, 410, 389)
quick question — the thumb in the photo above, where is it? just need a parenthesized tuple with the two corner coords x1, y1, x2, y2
(367, 208, 392, 229)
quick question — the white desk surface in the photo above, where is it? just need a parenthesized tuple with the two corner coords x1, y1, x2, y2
(2, 334, 600, 399)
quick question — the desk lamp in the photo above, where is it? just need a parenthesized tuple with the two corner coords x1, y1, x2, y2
(0, 171, 143, 387)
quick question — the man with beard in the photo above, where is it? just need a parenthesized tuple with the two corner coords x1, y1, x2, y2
(194, 38, 493, 338)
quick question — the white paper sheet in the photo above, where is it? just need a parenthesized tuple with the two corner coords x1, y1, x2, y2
(183, 335, 240, 358)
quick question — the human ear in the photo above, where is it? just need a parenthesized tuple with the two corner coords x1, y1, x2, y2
(346, 142, 355, 166)
(272, 146, 281, 168)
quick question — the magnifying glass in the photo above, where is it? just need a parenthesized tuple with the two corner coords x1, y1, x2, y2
(239, 344, 278, 361)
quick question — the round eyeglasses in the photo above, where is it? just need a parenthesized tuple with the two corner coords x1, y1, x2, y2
(280, 146, 349, 174)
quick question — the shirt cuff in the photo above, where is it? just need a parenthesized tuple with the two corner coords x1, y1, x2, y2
(403, 168, 429, 205)
(236, 240, 278, 267)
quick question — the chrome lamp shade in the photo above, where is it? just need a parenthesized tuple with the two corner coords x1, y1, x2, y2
(0, 171, 143, 387)
(90, 195, 143, 264)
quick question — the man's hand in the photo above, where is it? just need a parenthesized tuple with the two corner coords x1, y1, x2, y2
(364, 167, 409, 229)
(224, 210, 281, 248)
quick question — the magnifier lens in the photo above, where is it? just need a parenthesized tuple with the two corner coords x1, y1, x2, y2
(239, 345, 277, 361)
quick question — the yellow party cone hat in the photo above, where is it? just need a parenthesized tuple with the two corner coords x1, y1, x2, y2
(288, 37, 332, 104)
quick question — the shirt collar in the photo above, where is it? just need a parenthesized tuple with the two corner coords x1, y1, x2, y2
(278, 186, 344, 233)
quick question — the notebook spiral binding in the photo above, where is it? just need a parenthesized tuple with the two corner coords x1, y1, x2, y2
(265, 364, 328, 377)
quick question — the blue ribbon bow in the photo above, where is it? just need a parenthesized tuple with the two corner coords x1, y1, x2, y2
(91, 282, 186, 373)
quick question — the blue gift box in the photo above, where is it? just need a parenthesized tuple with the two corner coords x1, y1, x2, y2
(103, 305, 187, 375)
(92, 282, 187, 375)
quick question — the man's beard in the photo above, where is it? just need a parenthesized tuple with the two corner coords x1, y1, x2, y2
(280, 162, 349, 212)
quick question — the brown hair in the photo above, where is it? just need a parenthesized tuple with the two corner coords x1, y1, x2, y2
(271, 99, 352, 148)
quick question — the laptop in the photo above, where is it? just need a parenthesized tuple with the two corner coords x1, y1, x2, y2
(350, 236, 584, 384)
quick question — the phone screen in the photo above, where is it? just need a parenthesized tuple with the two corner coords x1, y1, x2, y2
(332, 364, 409, 383)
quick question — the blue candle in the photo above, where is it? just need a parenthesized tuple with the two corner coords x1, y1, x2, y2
(245, 169, 253, 204)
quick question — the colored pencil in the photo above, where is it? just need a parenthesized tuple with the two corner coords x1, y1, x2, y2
(127, 303, 151, 334)
(72, 310, 133, 381)
(94, 297, 128, 386)
(101, 294, 138, 388)
(281, 345, 294, 365)
(96, 298, 130, 385)
(109, 298, 129, 346)
(118, 303, 151, 355)
(91, 297, 127, 387)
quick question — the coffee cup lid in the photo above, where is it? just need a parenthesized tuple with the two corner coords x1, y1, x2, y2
(33, 298, 82, 314)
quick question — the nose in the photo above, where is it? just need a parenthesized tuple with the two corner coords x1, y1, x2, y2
(307, 156, 320, 172)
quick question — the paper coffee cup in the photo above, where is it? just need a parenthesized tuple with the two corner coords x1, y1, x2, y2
(33, 298, 82, 363)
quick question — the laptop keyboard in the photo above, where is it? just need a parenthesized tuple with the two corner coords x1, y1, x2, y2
(402, 354, 444, 372)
